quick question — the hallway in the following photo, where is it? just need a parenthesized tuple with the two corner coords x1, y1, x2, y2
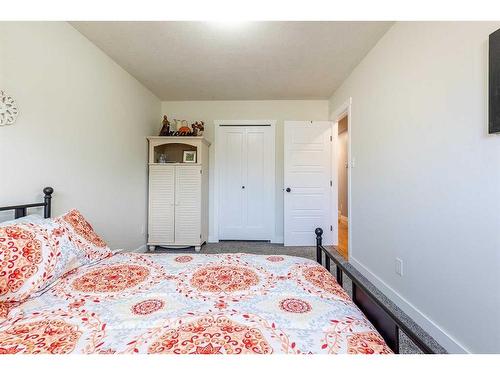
(336, 218, 348, 260)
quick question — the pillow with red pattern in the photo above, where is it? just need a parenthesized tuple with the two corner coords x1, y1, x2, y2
(54, 209, 114, 262)
(0, 222, 61, 304)
(0, 210, 113, 305)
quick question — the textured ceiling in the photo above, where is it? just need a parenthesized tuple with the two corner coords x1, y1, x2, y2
(71, 21, 393, 100)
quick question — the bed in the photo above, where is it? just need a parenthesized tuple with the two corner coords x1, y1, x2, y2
(0, 188, 430, 354)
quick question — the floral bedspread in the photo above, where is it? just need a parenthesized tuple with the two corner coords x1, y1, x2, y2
(0, 252, 391, 354)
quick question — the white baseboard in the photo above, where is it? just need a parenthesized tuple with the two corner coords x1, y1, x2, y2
(208, 235, 283, 244)
(272, 235, 284, 244)
(349, 257, 469, 353)
(134, 244, 148, 253)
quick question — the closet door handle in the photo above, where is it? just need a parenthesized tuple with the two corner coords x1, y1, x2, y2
(242, 186, 245, 189)
(286, 187, 291, 193)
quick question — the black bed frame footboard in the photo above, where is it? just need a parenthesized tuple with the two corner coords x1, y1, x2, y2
(315, 227, 437, 354)
(0, 187, 53, 219)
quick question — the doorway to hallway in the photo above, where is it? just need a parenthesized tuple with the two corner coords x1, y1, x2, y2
(336, 114, 349, 260)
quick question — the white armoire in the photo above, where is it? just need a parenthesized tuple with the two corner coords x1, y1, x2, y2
(147, 136, 210, 252)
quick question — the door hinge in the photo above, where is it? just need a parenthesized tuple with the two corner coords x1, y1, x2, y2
(330, 135, 332, 142)
(330, 180, 332, 187)
(330, 225, 333, 231)
(200, 170, 202, 174)
(200, 234, 202, 239)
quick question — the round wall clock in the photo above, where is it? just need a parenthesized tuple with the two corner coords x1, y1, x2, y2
(0, 90, 19, 126)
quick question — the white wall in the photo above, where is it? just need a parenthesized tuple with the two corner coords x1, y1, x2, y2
(0, 22, 160, 250)
(329, 22, 500, 353)
(161, 100, 329, 242)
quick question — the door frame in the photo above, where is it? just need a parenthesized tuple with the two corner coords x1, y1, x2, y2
(212, 119, 277, 243)
(331, 97, 352, 260)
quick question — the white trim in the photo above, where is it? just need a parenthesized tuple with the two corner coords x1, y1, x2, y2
(118, 245, 148, 253)
(331, 97, 352, 259)
(273, 235, 284, 244)
(330, 121, 339, 246)
(135, 244, 147, 253)
(213, 120, 277, 243)
(350, 256, 469, 353)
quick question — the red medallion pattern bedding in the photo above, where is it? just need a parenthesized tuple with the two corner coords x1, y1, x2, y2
(0, 252, 391, 354)
(0, 210, 114, 310)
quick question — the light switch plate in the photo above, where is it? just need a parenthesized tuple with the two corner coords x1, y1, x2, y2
(395, 258, 403, 276)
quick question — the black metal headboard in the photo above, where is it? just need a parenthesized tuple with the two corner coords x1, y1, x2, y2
(0, 187, 54, 219)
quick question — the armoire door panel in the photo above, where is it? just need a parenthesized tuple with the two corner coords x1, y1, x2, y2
(148, 165, 175, 244)
(174, 166, 201, 244)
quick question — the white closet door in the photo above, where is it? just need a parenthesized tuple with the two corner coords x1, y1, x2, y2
(218, 125, 273, 240)
(245, 128, 273, 238)
(284, 121, 332, 246)
(148, 165, 175, 244)
(219, 128, 246, 239)
(174, 166, 201, 244)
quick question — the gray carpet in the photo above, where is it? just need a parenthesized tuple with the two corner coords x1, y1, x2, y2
(151, 241, 423, 354)
(154, 241, 317, 259)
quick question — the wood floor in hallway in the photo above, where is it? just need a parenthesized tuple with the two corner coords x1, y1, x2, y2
(336, 218, 348, 260)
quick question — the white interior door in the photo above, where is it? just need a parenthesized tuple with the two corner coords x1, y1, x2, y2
(284, 121, 333, 246)
(174, 166, 201, 245)
(219, 125, 274, 240)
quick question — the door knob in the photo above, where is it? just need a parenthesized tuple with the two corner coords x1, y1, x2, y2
(286, 187, 291, 193)
(242, 186, 245, 189)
